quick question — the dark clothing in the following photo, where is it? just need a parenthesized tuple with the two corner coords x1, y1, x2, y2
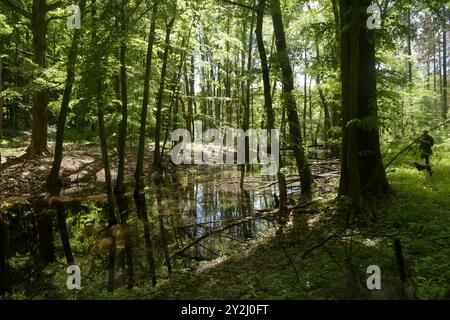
(415, 133, 434, 176)
(419, 134, 434, 156)
(421, 153, 430, 165)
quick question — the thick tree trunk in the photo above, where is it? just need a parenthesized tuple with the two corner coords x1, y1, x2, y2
(270, 0, 312, 198)
(338, 0, 390, 210)
(28, 0, 49, 155)
(153, 17, 175, 171)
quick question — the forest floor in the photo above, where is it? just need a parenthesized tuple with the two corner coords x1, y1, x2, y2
(145, 140, 450, 300)
(1, 135, 450, 299)
(0, 136, 161, 201)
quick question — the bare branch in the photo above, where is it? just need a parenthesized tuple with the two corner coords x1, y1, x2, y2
(0, 0, 31, 18)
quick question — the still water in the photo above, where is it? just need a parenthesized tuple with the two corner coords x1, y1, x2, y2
(1, 166, 300, 298)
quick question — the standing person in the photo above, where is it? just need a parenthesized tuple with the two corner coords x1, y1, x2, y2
(413, 130, 435, 175)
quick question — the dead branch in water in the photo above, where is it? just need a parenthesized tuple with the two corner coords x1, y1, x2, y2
(173, 202, 314, 257)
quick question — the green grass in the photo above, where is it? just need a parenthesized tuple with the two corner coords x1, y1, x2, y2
(144, 142, 450, 300)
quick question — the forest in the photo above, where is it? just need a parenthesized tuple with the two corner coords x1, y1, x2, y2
(0, 0, 449, 300)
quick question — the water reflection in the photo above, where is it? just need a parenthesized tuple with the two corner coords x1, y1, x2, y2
(1, 166, 299, 298)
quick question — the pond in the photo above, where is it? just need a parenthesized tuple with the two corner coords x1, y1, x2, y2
(0, 165, 302, 299)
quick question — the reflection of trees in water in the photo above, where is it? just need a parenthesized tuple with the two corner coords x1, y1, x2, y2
(155, 175, 172, 275)
(4, 167, 273, 296)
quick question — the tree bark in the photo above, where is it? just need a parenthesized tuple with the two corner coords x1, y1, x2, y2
(255, 0, 275, 131)
(56, 206, 74, 265)
(134, 3, 158, 287)
(47, 0, 86, 195)
(28, 0, 49, 154)
(270, 0, 312, 198)
(442, 28, 447, 119)
(0, 56, 3, 138)
(406, 9, 412, 84)
(338, 0, 390, 211)
(153, 17, 175, 171)
(115, 0, 133, 289)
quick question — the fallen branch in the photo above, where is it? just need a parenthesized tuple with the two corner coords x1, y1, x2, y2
(173, 212, 275, 257)
(174, 202, 315, 257)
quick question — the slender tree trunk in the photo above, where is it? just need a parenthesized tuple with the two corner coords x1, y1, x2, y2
(438, 34, 442, 97)
(270, 0, 312, 198)
(153, 17, 175, 171)
(241, 11, 255, 181)
(47, 0, 86, 194)
(115, 1, 133, 289)
(134, 4, 158, 286)
(0, 56, 3, 138)
(188, 55, 195, 133)
(330, 0, 342, 158)
(97, 83, 118, 292)
(434, 39, 437, 93)
(407, 9, 412, 84)
(116, 12, 129, 195)
(56, 206, 74, 265)
(442, 28, 448, 119)
(317, 75, 331, 147)
(303, 51, 308, 139)
(256, 0, 275, 132)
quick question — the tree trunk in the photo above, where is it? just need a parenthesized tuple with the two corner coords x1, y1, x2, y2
(0, 56, 3, 138)
(56, 206, 74, 265)
(407, 9, 412, 84)
(47, 0, 86, 195)
(97, 83, 118, 292)
(442, 28, 447, 119)
(270, 0, 312, 198)
(338, 0, 390, 211)
(35, 208, 56, 264)
(303, 51, 308, 139)
(115, 1, 133, 289)
(134, 3, 158, 287)
(28, 0, 50, 155)
(153, 17, 175, 171)
(255, 0, 275, 131)
(115, 17, 129, 195)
